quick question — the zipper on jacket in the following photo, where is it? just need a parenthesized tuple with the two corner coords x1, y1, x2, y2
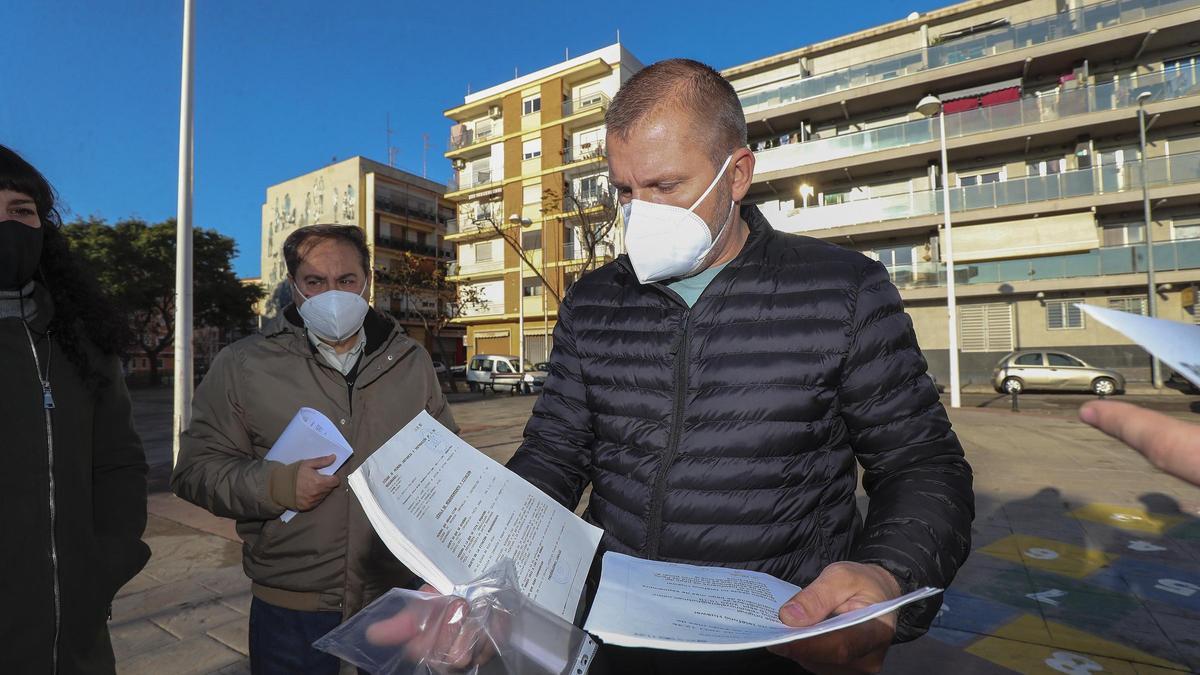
(25, 323, 60, 675)
(644, 309, 690, 559)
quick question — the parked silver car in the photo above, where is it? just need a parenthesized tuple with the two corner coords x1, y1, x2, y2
(992, 350, 1125, 396)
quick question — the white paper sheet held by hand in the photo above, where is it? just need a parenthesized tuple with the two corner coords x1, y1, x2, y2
(1077, 304, 1200, 388)
(348, 411, 603, 623)
(265, 408, 354, 522)
(583, 552, 941, 652)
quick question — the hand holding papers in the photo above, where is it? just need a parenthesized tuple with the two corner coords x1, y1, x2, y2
(265, 407, 354, 522)
(348, 411, 603, 623)
(584, 552, 940, 651)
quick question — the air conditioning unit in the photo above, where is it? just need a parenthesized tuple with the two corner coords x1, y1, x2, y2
(488, 105, 502, 119)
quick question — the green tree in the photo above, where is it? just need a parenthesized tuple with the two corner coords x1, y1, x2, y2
(63, 217, 263, 385)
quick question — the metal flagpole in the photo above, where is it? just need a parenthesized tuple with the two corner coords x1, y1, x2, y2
(172, 0, 195, 466)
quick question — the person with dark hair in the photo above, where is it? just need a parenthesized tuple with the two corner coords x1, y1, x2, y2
(172, 223, 456, 674)
(0, 144, 151, 674)
(507, 58, 973, 673)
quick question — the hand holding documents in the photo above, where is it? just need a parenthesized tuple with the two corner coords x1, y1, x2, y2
(1077, 303, 1200, 388)
(265, 407, 354, 522)
(584, 552, 941, 651)
(348, 411, 603, 623)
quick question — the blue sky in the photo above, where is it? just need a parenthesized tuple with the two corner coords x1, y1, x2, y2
(4, 0, 947, 277)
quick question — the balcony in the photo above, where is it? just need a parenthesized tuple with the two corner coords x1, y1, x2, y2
(459, 301, 504, 317)
(755, 64, 1200, 176)
(374, 235, 448, 258)
(562, 242, 616, 261)
(769, 148, 1200, 233)
(562, 142, 606, 165)
(884, 239, 1200, 291)
(448, 123, 502, 151)
(454, 259, 506, 277)
(562, 92, 610, 117)
(738, 0, 1200, 115)
(447, 169, 503, 195)
(374, 198, 450, 227)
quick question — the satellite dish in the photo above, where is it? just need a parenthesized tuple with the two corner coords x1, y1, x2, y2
(907, 11, 921, 19)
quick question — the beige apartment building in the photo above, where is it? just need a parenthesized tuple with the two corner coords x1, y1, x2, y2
(443, 44, 643, 363)
(261, 156, 464, 363)
(725, 0, 1200, 386)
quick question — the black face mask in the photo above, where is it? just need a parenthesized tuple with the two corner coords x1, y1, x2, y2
(0, 219, 45, 290)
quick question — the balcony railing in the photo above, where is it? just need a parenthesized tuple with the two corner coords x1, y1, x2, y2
(755, 64, 1200, 174)
(448, 123, 502, 151)
(771, 149, 1200, 232)
(375, 198, 451, 226)
(375, 235, 448, 258)
(562, 92, 610, 117)
(884, 239, 1200, 290)
(739, 0, 1200, 115)
(562, 142, 606, 164)
(562, 242, 615, 261)
(447, 170, 502, 193)
(459, 301, 504, 317)
(454, 259, 506, 276)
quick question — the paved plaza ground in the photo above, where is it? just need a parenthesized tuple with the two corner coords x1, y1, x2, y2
(113, 387, 1200, 674)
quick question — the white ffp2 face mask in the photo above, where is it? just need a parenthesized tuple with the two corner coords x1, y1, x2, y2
(622, 154, 736, 284)
(294, 283, 370, 342)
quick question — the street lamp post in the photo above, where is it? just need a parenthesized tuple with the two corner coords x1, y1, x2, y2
(1136, 90, 1163, 389)
(917, 94, 961, 408)
(508, 214, 533, 373)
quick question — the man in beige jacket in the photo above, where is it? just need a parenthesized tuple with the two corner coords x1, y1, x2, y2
(172, 224, 456, 675)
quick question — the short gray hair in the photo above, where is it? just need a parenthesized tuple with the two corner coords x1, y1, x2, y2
(606, 59, 747, 165)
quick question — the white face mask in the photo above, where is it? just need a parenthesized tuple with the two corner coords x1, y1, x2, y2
(622, 154, 736, 285)
(294, 282, 369, 343)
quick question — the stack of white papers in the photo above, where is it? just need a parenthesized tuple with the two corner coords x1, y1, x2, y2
(584, 552, 941, 651)
(348, 411, 603, 623)
(264, 408, 354, 522)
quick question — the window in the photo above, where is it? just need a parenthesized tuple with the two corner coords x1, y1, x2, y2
(1014, 353, 1043, 366)
(577, 174, 602, 201)
(1027, 158, 1063, 177)
(523, 184, 541, 204)
(1046, 299, 1085, 330)
(495, 359, 512, 373)
(522, 138, 542, 160)
(1173, 213, 1200, 240)
(521, 229, 542, 251)
(1101, 222, 1145, 247)
(563, 270, 581, 290)
(958, 303, 1014, 352)
(958, 170, 1003, 187)
(522, 278, 543, 297)
(522, 95, 541, 115)
(1047, 353, 1084, 368)
(1107, 295, 1148, 315)
(474, 241, 493, 262)
(822, 190, 851, 206)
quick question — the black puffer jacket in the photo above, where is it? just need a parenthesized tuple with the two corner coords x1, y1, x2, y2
(508, 205, 974, 641)
(1, 283, 150, 674)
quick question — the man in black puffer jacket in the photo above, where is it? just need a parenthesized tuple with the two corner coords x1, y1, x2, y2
(506, 59, 974, 674)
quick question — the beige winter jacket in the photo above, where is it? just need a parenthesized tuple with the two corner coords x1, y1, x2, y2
(172, 306, 458, 618)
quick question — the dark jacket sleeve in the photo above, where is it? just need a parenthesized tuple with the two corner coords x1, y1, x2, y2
(838, 261, 975, 643)
(506, 294, 594, 510)
(172, 346, 288, 520)
(91, 354, 151, 602)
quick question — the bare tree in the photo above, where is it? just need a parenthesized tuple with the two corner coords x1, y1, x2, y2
(374, 253, 485, 391)
(546, 171, 619, 277)
(476, 214, 564, 304)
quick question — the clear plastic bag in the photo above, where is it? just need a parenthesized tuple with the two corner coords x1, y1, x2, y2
(314, 558, 598, 675)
